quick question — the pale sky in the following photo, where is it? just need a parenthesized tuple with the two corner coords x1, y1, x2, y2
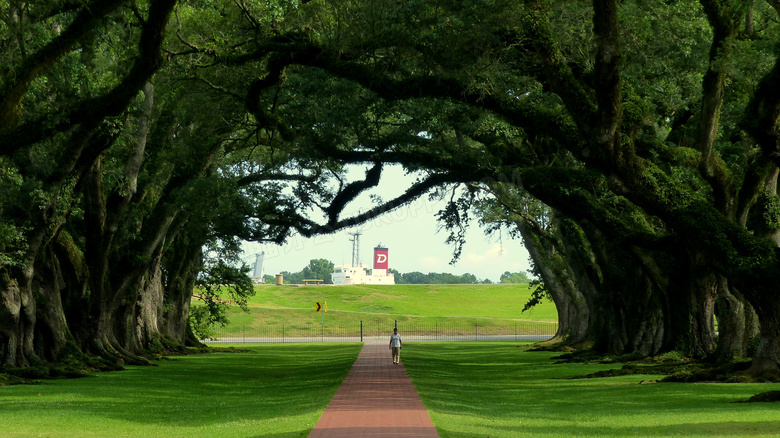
(242, 165, 532, 282)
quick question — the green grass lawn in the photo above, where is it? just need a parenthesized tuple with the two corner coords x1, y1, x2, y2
(0, 344, 361, 438)
(402, 342, 780, 438)
(218, 283, 557, 336)
(4, 342, 779, 437)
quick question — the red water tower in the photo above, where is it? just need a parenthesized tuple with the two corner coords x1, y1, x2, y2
(374, 246, 389, 272)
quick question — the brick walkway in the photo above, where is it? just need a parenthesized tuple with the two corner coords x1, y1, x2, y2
(308, 343, 440, 438)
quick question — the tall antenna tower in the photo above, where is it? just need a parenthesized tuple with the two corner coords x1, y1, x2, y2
(348, 230, 362, 267)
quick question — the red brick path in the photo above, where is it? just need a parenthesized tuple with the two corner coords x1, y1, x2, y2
(308, 343, 440, 438)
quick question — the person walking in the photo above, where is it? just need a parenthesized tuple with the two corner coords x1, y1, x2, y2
(389, 327, 403, 364)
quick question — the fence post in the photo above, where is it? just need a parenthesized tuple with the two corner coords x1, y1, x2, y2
(395, 319, 397, 330)
(360, 320, 363, 343)
(243, 325, 245, 344)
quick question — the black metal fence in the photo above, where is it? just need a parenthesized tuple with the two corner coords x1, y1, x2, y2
(205, 320, 558, 343)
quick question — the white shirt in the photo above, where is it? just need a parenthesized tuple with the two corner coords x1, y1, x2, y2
(390, 333, 401, 347)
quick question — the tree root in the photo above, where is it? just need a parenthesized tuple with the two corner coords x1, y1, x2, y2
(740, 391, 780, 403)
(0, 372, 40, 386)
(561, 354, 776, 383)
(0, 339, 225, 384)
(541, 344, 780, 383)
(528, 337, 595, 353)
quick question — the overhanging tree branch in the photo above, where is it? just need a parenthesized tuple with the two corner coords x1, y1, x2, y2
(253, 172, 461, 244)
(592, 0, 623, 166)
(521, 0, 598, 139)
(324, 161, 382, 224)
(1, 0, 178, 155)
(743, 56, 780, 169)
(697, 0, 745, 216)
(0, 0, 127, 133)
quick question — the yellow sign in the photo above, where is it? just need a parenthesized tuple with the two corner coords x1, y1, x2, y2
(324, 301, 328, 312)
(316, 302, 328, 312)
(316, 302, 322, 312)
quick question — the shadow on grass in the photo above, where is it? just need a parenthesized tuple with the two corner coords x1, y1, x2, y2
(0, 343, 361, 431)
(436, 420, 780, 437)
(403, 343, 780, 437)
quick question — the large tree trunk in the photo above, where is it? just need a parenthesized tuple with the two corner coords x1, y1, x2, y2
(134, 254, 165, 351)
(52, 231, 91, 351)
(594, 266, 665, 356)
(85, 268, 160, 365)
(162, 240, 202, 345)
(612, 272, 665, 357)
(526, 233, 590, 345)
(31, 245, 71, 362)
(514, 217, 592, 347)
(0, 218, 57, 368)
(0, 272, 35, 368)
(746, 298, 780, 377)
(715, 279, 759, 362)
(671, 252, 717, 358)
(554, 218, 602, 348)
(580, 223, 669, 356)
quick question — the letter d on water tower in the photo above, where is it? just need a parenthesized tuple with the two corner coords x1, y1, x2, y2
(374, 246, 389, 271)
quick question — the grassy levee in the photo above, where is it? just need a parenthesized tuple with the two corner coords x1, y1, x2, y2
(402, 343, 780, 438)
(218, 283, 557, 336)
(0, 344, 361, 438)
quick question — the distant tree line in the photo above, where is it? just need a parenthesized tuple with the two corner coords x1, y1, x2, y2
(259, 259, 530, 285)
(393, 269, 531, 284)
(267, 258, 336, 285)
(390, 270, 485, 284)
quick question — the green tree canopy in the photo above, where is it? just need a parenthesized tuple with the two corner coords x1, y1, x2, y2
(5, 0, 780, 381)
(499, 271, 531, 284)
(301, 258, 336, 283)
